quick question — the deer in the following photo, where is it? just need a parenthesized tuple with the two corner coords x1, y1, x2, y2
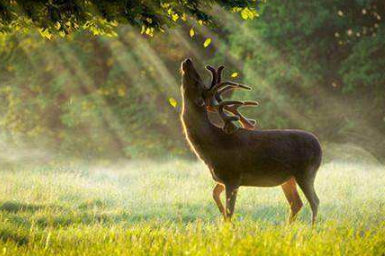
(180, 58, 322, 224)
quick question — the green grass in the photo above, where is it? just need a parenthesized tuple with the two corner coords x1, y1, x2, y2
(0, 159, 384, 255)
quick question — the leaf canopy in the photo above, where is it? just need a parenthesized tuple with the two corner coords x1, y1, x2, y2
(0, 0, 262, 37)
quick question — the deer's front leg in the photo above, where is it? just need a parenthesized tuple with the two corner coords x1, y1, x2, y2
(225, 184, 239, 221)
(213, 184, 225, 218)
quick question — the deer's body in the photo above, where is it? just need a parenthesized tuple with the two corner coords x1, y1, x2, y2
(182, 100, 322, 187)
(180, 59, 322, 224)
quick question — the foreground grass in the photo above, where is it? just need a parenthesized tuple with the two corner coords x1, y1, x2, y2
(0, 159, 384, 255)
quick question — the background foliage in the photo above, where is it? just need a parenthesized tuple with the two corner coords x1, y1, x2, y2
(0, 0, 384, 162)
(220, 0, 385, 162)
(0, 0, 260, 37)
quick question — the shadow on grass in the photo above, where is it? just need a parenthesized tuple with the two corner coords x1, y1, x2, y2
(0, 227, 29, 246)
(0, 200, 339, 230)
(0, 200, 347, 247)
(0, 201, 61, 213)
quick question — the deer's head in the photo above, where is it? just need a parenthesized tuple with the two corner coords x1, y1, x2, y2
(181, 58, 259, 133)
(181, 58, 206, 108)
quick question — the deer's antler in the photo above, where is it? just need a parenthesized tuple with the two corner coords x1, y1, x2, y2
(205, 65, 217, 89)
(217, 65, 225, 85)
(222, 101, 258, 130)
(211, 100, 258, 133)
(204, 65, 258, 134)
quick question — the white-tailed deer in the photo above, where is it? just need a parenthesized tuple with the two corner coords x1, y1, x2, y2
(180, 58, 322, 224)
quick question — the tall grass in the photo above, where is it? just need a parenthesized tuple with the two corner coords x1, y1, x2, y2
(0, 159, 384, 255)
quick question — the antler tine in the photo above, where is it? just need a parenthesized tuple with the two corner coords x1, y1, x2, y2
(208, 100, 242, 133)
(214, 100, 244, 108)
(211, 100, 258, 112)
(215, 84, 251, 101)
(211, 100, 258, 130)
(211, 100, 248, 111)
(205, 82, 246, 107)
(213, 100, 258, 133)
(218, 84, 251, 95)
(243, 101, 259, 106)
(217, 65, 225, 83)
(224, 103, 258, 130)
(213, 82, 251, 103)
(205, 65, 217, 89)
(218, 104, 240, 134)
(232, 101, 259, 107)
(210, 81, 250, 95)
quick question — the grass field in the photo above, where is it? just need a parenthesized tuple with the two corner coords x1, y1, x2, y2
(0, 159, 384, 255)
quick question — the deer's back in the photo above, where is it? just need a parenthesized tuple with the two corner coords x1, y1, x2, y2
(205, 129, 322, 187)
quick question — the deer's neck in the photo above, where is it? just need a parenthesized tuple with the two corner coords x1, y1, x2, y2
(181, 100, 218, 158)
(182, 100, 212, 135)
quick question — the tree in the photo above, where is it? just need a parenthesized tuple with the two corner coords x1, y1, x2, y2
(0, 0, 261, 38)
(223, 0, 385, 163)
(0, 1, 262, 159)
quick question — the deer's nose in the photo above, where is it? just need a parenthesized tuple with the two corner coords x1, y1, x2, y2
(182, 58, 193, 71)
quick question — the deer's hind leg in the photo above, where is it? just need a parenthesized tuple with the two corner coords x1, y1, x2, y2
(296, 174, 320, 225)
(281, 177, 303, 223)
(213, 184, 226, 218)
